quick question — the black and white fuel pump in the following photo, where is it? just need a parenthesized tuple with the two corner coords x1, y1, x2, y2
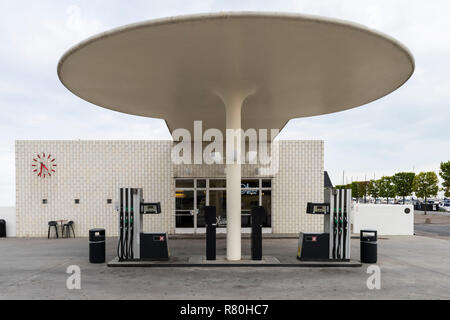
(117, 188, 167, 261)
(298, 188, 352, 261)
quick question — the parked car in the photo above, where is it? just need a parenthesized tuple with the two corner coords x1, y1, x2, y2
(415, 201, 440, 212)
(439, 200, 450, 212)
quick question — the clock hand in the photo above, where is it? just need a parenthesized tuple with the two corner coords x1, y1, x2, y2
(42, 164, 49, 171)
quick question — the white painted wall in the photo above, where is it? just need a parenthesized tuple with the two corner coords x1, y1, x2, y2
(0, 207, 16, 237)
(352, 204, 414, 236)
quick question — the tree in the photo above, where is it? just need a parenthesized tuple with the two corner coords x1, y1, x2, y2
(351, 182, 360, 202)
(393, 172, 415, 203)
(378, 176, 397, 203)
(440, 161, 450, 198)
(413, 172, 439, 215)
(368, 180, 380, 202)
(358, 181, 369, 203)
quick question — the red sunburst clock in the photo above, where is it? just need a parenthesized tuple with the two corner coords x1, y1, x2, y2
(32, 153, 57, 179)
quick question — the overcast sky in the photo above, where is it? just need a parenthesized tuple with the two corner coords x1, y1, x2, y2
(1, 1, 449, 205)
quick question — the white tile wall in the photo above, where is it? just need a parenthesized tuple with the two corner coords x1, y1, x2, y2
(15, 140, 323, 237)
(15, 141, 174, 237)
(272, 141, 324, 233)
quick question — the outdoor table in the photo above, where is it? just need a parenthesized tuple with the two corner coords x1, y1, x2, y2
(56, 220, 68, 236)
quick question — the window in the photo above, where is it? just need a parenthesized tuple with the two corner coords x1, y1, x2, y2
(241, 179, 271, 228)
(241, 190, 259, 227)
(242, 179, 259, 188)
(74, 199, 80, 204)
(196, 180, 206, 188)
(210, 179, 226, 188)
(42, 199, 48, 204)
(210, 189, 227, 227)
(107, 199, 112, 204)
(175, 189, 195, 228)
(176, 179, 194, 188)
(175, 178, 272, 229)
(261, 190, 272, 227)
(262, 179, 272, 188)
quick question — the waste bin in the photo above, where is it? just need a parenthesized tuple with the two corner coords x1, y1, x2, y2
(89, 228, 105, 263)
(0, 219, 6, 238)
(360, 230, 377, 263)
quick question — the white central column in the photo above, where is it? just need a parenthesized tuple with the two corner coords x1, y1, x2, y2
(215, 87, 256, 261)
(225, 96, 242, 261)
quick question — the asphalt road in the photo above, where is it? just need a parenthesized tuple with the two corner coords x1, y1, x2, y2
(415, 224, 450, 237)
(414, 211, 450, 238)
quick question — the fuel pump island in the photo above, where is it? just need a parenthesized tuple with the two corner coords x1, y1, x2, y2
(112, 186, 355, 266)
(114, 187, 266, 264)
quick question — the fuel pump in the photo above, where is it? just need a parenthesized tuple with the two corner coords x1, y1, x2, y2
(298, 188, 352, 261)
(117, 188, 167, 261)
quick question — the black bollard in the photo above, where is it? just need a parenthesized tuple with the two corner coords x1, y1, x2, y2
(251, 206, 264, 261)
(205, 206, 217, 261)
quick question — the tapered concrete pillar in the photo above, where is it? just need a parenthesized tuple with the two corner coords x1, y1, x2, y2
(215, 88, 254, 261)
(225, 96, 242, 261)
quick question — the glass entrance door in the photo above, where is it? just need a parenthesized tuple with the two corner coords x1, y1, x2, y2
(175, 189, 195, 230)
(175, 179, 207, 233)
(196, 189, 207, 228)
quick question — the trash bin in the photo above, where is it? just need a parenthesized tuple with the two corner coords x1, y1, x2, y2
(360, 230, 377, 264)
(0, 220, 6, 238)
(89, 228, 105, 263)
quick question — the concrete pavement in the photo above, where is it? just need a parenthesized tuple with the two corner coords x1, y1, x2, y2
(0, 235, 449, 300)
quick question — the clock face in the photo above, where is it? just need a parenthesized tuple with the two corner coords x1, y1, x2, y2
(32, 153, 56, 179)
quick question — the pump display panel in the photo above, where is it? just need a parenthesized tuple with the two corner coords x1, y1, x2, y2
(306, 203, 330, 215)
(140, 202, 161, 214)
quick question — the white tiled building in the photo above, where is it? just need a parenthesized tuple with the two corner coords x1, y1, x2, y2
(15, 140, 324, 237)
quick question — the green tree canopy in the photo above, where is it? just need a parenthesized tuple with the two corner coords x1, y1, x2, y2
(440, 161, 450, 198)
(351, 182, 360, 199)
(368, 180, 380, 200)
(393, 172, 415, 201)
(358, 181, 369, 202)
(378, 176, 397, 202)
(413, 172, 439, 199)
(335, 184, 351, 190)
(413, 172, 439, 214)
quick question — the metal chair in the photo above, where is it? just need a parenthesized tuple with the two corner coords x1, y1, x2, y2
(48, 221, 59, 239)
(62, 221, 75, 238)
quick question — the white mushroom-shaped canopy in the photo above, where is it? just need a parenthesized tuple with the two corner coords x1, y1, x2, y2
(58, 12, 414, 134)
